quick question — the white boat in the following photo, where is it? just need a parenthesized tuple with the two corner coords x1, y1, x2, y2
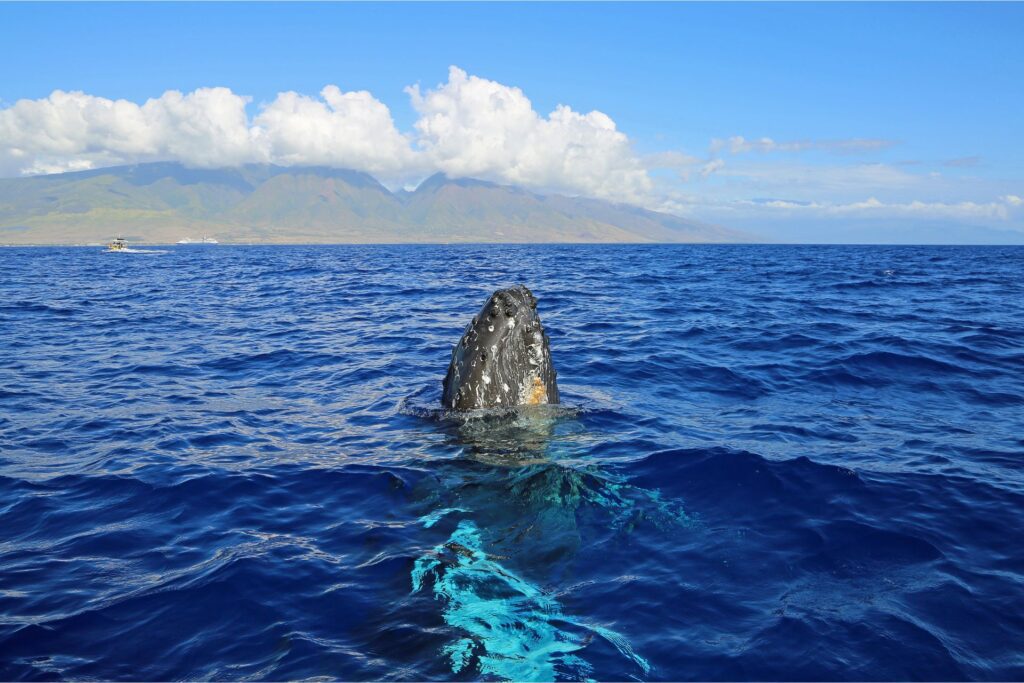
(104, 236, 165, 254)
(178, 235, 219, 244)
(106, 236, 129, 252)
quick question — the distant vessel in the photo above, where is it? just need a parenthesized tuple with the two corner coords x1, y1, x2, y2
(106, 236, 129, 252)
(103, 236, 166, 254)
(177, 236, 219, 244)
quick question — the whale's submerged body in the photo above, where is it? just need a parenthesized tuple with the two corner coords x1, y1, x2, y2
(442, 285, 559, 411)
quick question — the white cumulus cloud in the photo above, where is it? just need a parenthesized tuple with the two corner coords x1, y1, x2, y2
(0, 84, 416, 180)
(406, 66, 652, 204)
(0, 88, 259, 173)
(253, 86, 416, 177)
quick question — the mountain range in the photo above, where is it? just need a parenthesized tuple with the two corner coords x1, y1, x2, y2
(0, 163, 751, 244)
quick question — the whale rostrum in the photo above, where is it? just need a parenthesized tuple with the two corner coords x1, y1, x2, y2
(442, 285, 559, 411)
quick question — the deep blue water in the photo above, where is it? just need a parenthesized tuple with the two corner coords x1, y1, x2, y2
(1, 244, 1023, 681)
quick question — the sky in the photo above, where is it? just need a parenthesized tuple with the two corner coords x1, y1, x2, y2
(1, 2, 1022, 242)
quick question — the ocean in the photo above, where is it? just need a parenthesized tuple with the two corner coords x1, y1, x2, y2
(1, 244, 1022, 680)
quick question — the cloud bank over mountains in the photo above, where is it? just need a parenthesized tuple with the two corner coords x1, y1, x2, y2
(0, 65, 1019, 232)
(0, 66, 650, 206)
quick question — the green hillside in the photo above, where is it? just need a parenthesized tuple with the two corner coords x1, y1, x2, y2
(0, 163, 752, 244)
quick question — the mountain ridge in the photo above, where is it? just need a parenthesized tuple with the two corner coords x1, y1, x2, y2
(0, 162, 754, 244)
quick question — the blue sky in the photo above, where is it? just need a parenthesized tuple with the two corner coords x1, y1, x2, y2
(2, 2, 1022, 242)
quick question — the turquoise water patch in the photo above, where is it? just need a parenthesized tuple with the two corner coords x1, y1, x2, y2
(418, 507, 468, 529)
(412, 519, 650, 680)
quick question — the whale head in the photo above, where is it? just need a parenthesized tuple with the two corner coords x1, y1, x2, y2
(442, 285, 559, 411)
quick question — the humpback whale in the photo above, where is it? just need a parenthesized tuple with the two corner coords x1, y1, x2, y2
(442, 285, 559, 411)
